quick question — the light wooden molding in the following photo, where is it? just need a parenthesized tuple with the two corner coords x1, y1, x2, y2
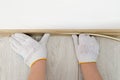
(0, 29, 120, 36)
(0, 29, 120, 41)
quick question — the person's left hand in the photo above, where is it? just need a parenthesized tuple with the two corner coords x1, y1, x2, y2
(9, 33, 50, 67)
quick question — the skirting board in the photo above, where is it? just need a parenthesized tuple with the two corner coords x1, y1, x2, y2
(0, 29, 120, 36)
(0, 29, 120, 42)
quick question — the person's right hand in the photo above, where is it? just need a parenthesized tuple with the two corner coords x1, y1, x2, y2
(72, 34, 99, 64)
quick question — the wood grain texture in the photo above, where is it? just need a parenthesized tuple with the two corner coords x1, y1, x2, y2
(0, 35, 120, 80)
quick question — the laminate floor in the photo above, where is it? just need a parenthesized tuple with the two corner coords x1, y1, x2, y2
(0, 35, 119, 80)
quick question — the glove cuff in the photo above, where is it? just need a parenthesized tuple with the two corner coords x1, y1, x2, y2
(78, 57, 97, 64)
(24, 52, 47, 67)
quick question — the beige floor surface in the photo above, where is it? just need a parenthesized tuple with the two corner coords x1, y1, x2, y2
(0, 35, 120, 80)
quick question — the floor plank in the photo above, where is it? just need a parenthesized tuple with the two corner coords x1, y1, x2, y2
(0, 35, 119, 80)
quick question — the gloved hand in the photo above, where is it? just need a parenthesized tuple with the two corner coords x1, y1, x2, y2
(9, 33, 50, 67)
(72, 34, 99, 64)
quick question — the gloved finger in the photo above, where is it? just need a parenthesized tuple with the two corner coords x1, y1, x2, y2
(10, 42, 22, 53)
(11, 34, 26, 43)
(11, 33, 34, 45)
(72, 34, 78, 49)
(39, 33, 50, 44)
(9, 37, 23, 51)
(13, 33, 32, 40)
(91, 36, 99, 45)
(79, 34, 88, 44)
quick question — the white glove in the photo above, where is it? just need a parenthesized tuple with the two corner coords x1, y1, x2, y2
(9, 33, 50, 67)
(72, 34, 99, 64)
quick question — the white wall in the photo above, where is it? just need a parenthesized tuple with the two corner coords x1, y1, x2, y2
(0, 0, 120, 29)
